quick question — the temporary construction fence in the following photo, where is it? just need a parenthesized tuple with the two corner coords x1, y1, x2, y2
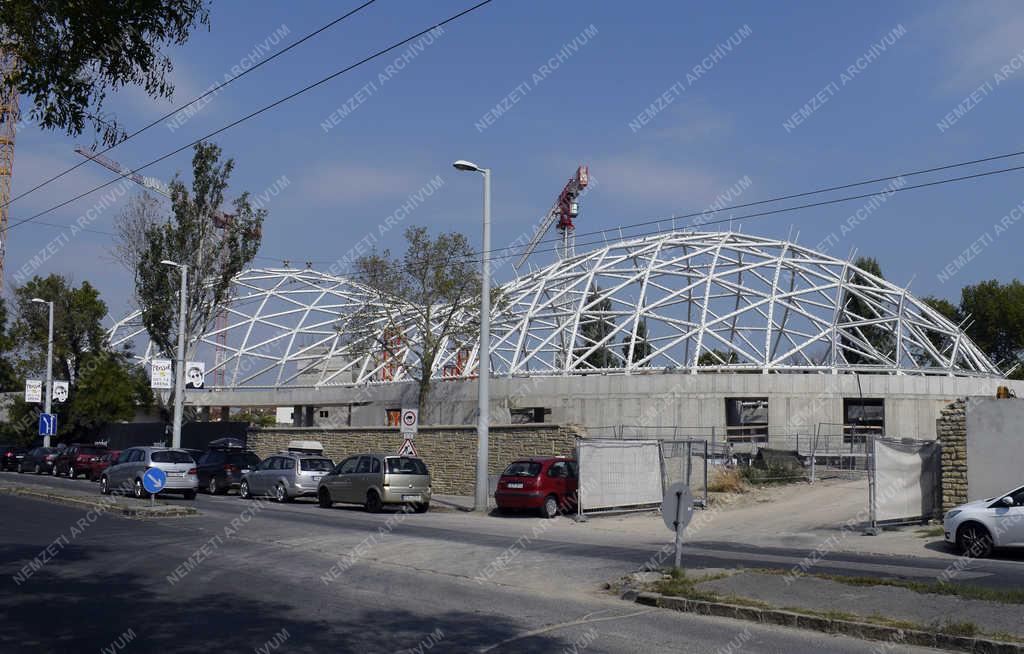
(575, 437, 710, 516)
(868, 437, 942, 527)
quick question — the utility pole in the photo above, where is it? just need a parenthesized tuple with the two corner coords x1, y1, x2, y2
(31, 298, 54, 447)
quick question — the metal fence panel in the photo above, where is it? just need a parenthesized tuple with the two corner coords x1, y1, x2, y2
(577, 439, 662, 512)
(871, 438, 941, 524)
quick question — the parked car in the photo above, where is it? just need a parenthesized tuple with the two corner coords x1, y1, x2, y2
(86, 450, 121, 481)
(99, 447, 198, 499)
(196, 446, 261, 495)
(494, 456, 578, 518)
(316, 454, 431, 513)
(183, 449, 204, 464)
(239, 451, 333, 503)
(0, 445, 27, 471)
(944, 484, 1024, 557)
(19, 447, 58, 474)
(54, 444, 109, 478)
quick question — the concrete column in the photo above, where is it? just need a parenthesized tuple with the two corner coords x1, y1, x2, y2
(293, 406, 303, 427)
(200, 406, 211, 421)
(304, 406, 314, 427)
(219, 406, 230, 421)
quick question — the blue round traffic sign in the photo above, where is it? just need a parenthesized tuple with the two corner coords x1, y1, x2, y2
(142, 467, 167, 494)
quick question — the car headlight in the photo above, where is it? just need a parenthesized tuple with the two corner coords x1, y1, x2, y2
(945, 510, 962, 521)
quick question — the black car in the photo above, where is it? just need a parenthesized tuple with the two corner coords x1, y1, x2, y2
(196, 446, 261, 494)
(183, 449, 204, 464)
(19, 447, 58, 474)
(0, 445, 27, 471)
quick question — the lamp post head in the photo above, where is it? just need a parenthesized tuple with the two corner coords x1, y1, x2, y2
(160, 259, 182, 268)
(453, 160, 484, 173)
(30, 297, 47, 304)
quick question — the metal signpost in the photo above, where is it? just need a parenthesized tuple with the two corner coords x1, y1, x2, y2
(662, 482, 694, 570)
(142, 467, 167, 508)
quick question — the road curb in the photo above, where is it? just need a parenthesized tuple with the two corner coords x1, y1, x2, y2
(0, 486, 198, 518)
(631, 591, 1024, 653)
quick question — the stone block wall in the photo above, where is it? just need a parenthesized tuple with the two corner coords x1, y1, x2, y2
(937, 399, 966, 513)
(247, 423, 584, 496)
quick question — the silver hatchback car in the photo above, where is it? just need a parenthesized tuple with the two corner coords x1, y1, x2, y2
(99, 446, 199, 499)
(238, 452, 334, 502)
(317, 454, 431, 513)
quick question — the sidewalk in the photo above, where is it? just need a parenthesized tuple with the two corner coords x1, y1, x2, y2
(0, 480, 198, 518)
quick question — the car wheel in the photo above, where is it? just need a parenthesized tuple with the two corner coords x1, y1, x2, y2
(34, 463, 41, 474)
(366, 490, 383, 513)
(274, 483, 291, 503)
(207, 477, 220, 495)
(541, 494, 559, 519)
(414, 502, 429, 514)
(100, 476, 111, 495)
(133, 479, 148, 499)
(957, 523, 994, 558)
(239, 480, 251, 499)
(318, 488, 333, 508)
(183, 490, 197, 500)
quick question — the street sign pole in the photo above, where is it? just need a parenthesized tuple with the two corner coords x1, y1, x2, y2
(673, 489, 684, 570)
(662, 482, 693, 572)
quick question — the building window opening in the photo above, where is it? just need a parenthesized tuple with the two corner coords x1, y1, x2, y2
(725, 398, 769, 442)
(843, 398, 884, 442)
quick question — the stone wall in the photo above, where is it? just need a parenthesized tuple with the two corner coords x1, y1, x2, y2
(937, 400, 966, 513)
(247, 423, 584, 496)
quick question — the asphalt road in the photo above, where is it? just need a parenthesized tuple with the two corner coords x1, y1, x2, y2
(0, 474, 955, 653)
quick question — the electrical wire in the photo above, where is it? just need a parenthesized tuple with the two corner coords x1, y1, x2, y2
(2, 0, 380, 211)
(5, 0, 494, 233)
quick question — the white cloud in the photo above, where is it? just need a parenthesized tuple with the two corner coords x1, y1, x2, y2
(928, 0, 1024, 92)
(589, 156, 722, 205)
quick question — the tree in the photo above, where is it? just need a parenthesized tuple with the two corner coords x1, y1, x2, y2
(697, 348, 739, 366)
(840, 256, 894, 366)
(347, 226, 487, 417)
(125, 142, 264, 359)
(622, 318, 653, 366)
(0, 298, 18, 391)
(959, 280, 1024, 379)
(576, 285, 617, 369)
(0, 1, 210, 146)
(66, 349, 153, 436)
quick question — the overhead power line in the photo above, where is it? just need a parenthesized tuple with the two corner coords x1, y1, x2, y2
(2, 0, 379, 212)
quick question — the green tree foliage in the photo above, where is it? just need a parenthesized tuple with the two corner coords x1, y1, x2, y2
(0, 0, 210, 146)
(959, 280, 1024, 379)
(576, 286, 617, 369)
(622, 318, 653, 365)
(697, 348, 739, 366)
(0, 298, 18, 391)
(347, 226, 487, 415)
(840, 256, 894, 365)
(127, 142, 264, 358)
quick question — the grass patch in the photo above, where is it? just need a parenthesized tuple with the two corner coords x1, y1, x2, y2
(914, 526, 945, 538)
(707, 468, 746, 494)
(651, 568, 729, 602)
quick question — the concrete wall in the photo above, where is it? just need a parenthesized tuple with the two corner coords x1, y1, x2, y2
(965, 397, 1024, 502)
(189, 372, 1024, 443)
(246, 423, 582, 496)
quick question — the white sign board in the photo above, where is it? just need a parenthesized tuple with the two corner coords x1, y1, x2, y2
(185, 361, 205, 389)
(662, 483, 694, 533)
(24, 379, 42, 403)
(400, 408, 418, 436)
(52, 381, 69, 403)
(150, 359, 173, 389)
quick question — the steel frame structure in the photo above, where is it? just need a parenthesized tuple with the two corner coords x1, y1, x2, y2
(108, 231, 1001, 389)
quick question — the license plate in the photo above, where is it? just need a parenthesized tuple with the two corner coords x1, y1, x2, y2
(167, 472, 184, 478)
(402, 494, 422, 502)
(507, 482, 524, 489)
(241, 469, 250, 474)
(312, 476, 321, 482)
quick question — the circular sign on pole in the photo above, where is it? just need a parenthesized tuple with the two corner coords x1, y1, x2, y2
(662, 483, 694, 533)
(142, 467, 167, 494)
(400, 408, 418, 437)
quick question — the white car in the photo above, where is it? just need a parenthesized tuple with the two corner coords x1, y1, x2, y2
(943, 484, 1024, 557)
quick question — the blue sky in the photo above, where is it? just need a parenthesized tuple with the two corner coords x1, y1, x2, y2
(7, 0, 1024, 322)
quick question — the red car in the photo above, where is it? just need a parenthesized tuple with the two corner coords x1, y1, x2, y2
(494, 456, 578, 518)
(87, 450, 121, 481)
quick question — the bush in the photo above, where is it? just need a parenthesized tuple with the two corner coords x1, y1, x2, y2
(739, 464, 805, 486)
(707, 468, 745, 493)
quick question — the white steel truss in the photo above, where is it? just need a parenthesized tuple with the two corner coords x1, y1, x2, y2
(107, 232, 1002, 389)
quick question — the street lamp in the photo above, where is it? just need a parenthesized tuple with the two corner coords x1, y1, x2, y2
(30, 298, 54, 447)
(162, 260, 188, 449)
(453, 159, 491, 513)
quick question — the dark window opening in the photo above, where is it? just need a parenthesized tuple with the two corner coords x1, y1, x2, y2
(510, 407, 551, 424)
(725, 398, 769, 443)
(843, 398, 884, 442)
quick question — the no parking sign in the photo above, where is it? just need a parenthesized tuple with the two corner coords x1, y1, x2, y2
(400, 408, 418, 437)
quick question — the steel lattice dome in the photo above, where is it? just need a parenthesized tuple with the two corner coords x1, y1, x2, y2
(108, 231, 1001, 389)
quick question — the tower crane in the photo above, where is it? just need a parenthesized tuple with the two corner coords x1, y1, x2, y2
(513, 165, 588, 272)
(0, 50, 19, 292)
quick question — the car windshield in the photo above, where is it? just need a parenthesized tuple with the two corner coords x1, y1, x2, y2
(151, 450, 194, 464)
(502, 461, 541, 477)
(386, 457, 428, 475)
(300, 458, 333, 472)
(227, 452, 261, 468)
(79, 446, 106, 455)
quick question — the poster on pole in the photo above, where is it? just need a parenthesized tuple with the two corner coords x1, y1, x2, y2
(150, 359, 173, 389)
(52, 381, 69, 403)
(185, 361, 205, 389)
(24, 379, 42, 403)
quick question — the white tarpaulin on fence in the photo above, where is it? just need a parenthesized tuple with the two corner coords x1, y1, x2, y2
(578, 439, 662, 511)
(873, 439, 941, 522)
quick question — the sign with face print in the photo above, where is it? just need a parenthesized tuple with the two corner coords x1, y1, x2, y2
(185, 361, 206, 389)
(52, 381, 69, 403)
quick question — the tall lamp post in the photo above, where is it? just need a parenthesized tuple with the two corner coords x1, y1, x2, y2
(161, 260, 188, 449)
(30, 298, 54, 447)
(453, 159, 491, 513)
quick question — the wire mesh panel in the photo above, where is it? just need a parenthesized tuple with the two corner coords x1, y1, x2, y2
(577, 439, 662, 512)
